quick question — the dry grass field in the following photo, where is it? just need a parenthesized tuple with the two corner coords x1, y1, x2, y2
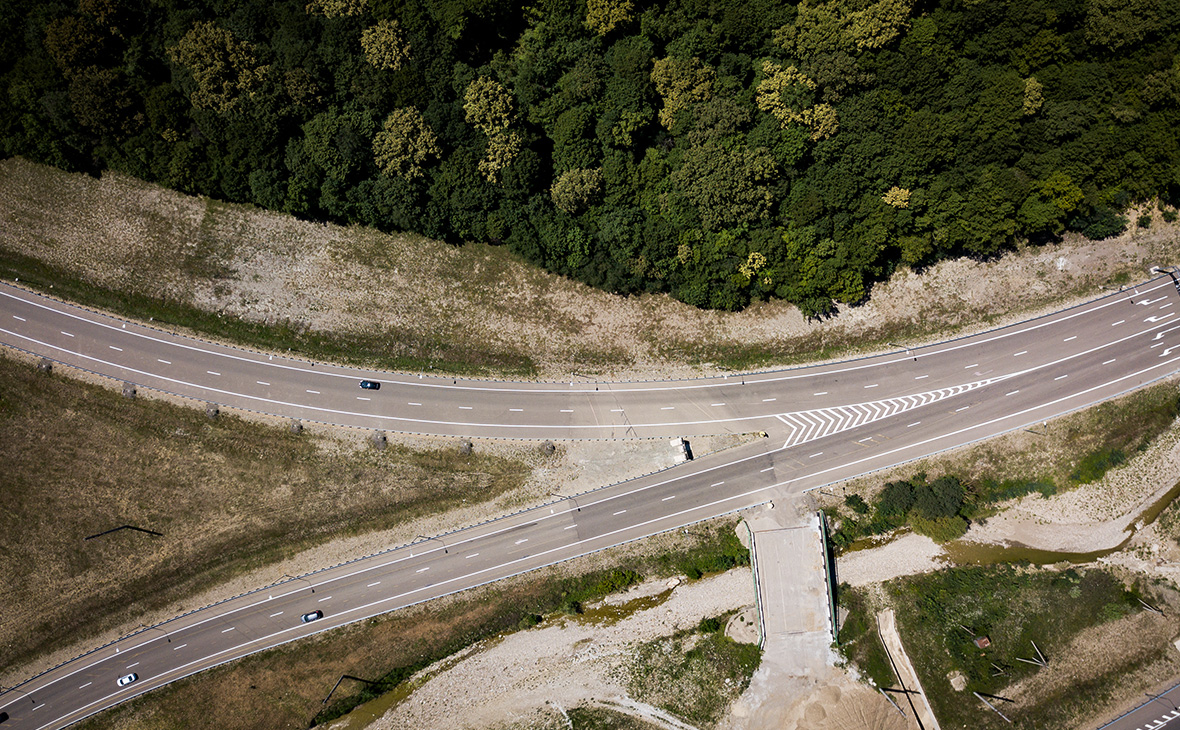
(0, 351, 534, 672)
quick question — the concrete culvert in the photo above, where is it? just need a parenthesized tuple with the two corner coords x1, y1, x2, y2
(371, 431, 387, 451)
(460, 439, 473, 455)
(122, 382, 136, 399)
(289, 419, 303, 434)
(205, 403, 219, 420)
(37, 358, 52, 373)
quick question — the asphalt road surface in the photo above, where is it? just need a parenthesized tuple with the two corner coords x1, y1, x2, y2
(1098, 681, 1180, 730)
(3, 274, 1180, 729)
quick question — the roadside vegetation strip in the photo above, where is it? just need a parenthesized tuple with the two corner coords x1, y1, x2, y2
(825, 379, 1180, 550)
(888, 565, 1156, 730)
(71, 523, 750, 730)
(0, 248, 537, 377)
(0, 351, 533, 674)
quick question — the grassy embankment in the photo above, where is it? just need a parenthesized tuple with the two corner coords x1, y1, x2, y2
(0, 246, 537, 377)
(0, 159, 1150, 379)
(828, 380, 1180, 549)
(894, 565, 1166, 729)
(75, 525, 751, 730)
(0, 352, 534, 671)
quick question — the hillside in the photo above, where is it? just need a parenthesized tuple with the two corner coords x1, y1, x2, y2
(3, 0, 1179, 315)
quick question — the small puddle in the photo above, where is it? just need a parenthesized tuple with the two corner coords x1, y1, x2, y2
(944, 477, 1180, 566)
(326, 679, 419, 730)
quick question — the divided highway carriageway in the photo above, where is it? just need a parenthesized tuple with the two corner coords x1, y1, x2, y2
(4, 273, 1180, 729)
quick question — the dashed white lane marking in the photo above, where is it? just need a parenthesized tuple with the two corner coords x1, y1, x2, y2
(711, 481, 725, 487)
(611, 409, 624, 412)
(458, 405, 471, 409)
(1162, 302, 1174, 309)
(810, 452, 823, 458)
(109, 345, 122, 351)
(306, 389, 319, 394)
(157, 358, 170, 364)
(613, 509, 627, 515)
(907, 422, 920, 427)
(1014, 351, 1027, 356)
(367, 581, 381, 587)
(207, 370, 220, 376)
(661, 406, 675, 410)
(1103, 359, 1117, 365)
(409, 402, 422, 406)
(560, 409, 573, 413)
(126, 662, 139, 669)
(1113, 319, 1125, 326)
(761, 466, 775, 472)
(762, 398, 777, 402)
(269, 611, 283, 617)
(864, 384, 878, 389)
(318, 595, 333, 601)
(1064, 336, 1077, 342)
(955, 406, 969, 412)
(12, 315, 24, 321)
(61, 331, 73, 337)
(813, 391, 828, 395)
(357, 397, 371, 401)
(173, 643, 187, 650)
(257, 381, 270, 386)
(1055, 374, 1068, 380)
(508, 407, 521, 411)
(662, 495, 676, 501)
(79, 682, 92, 689)
(31, 705, 41, 712)
(965, 363, 979, 368)
(914, 375, 928, 379)
(416, 567, 430, 573)
(465, 553, 479, 559)
(515, 538, 529, 544)
(711, 403, 725, 406)
(1006, 390, 1020, 396)
(221, 627, 235, 633)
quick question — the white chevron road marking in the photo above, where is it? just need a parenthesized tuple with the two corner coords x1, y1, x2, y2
(775, 378, 1006, 448)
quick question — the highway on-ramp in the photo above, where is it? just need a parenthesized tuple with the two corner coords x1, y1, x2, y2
(3, 275, 1180, 729)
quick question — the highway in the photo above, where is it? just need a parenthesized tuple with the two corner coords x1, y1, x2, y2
(3, 274, 1180, 729)
(1098, 681, 1180, 730)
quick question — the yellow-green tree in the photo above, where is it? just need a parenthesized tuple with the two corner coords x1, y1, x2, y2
(373, 108, 440, 180)
(650, 56, 715, 130)
(479, 129, 524, 183)
(550, 168, 604, 214)
(464, 76, 514, 134)
(756, 61, 838, 140)
(361, 19, 410, 71)
(464, 77, 520, 183)
(882, 186, 910, 209)
(167, 22, 268, 114)
(305, 0, 367, 17)
(1023, 77, 1043, 115)
(585, 0, 633, 35)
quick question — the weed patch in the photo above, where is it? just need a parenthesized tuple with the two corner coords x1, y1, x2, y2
(890, 565, 1141, 728)
(835, 585, 895, 688)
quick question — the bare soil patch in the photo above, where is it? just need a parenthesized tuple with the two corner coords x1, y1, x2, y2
(2, 157, 1178, 379)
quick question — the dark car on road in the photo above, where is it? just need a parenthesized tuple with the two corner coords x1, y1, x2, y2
(301, 610, 324, 623)
(359, 380, 380, 390)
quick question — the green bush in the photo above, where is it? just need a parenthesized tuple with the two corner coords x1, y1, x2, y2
(910, 515, 969, 543)
(1071, 447, 1126, 484)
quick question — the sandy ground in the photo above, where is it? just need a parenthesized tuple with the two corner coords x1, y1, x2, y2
(347, 570, 755, 730)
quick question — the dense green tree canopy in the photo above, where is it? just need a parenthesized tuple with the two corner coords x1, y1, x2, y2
(4, 0, 1180, 315)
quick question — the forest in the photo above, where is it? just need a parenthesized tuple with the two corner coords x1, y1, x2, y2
(2, 0, 1179, 314)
